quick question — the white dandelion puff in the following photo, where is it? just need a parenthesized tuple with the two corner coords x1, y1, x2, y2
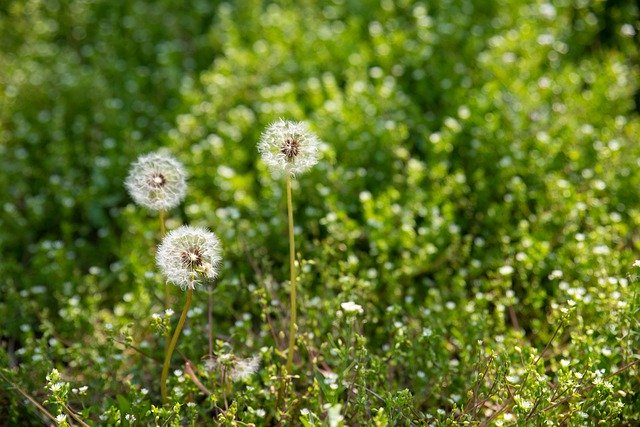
(258, 119, 321, 176)
(230, 355, 261, 382)
(156, 226, 222, 289)
(125, 151, 187, 211)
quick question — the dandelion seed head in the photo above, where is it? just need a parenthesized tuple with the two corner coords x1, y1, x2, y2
(258, 119, 320, 176)
(156, 226, 222, 289)
(231, 356, 261, 382)
(125, 151, 187, 211)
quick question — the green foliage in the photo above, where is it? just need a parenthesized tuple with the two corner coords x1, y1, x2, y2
(1, 0, 639, 425)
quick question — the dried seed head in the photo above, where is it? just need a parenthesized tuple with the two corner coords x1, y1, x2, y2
(156, 226, 222, 289)
(125, 152, 187, 211)
(258, 119, 320, 176)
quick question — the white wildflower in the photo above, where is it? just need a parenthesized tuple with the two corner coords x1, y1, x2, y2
(125, 151, 187, 211)
(498, 265, 514, 276)
(258, 119, 321, 175)
(55, 414, 67, 424)
(621, 24, 636, 37)
(340, 301, 364, 315)
(633, 260, 640, 268)
(156, 226, 222, 289)
(592, 245, 610, 255)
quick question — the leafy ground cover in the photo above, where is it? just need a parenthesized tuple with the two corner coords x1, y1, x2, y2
(1, 0, 639, 425)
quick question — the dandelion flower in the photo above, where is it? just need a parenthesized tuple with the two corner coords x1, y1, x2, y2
(156, 226, 222, 289)
(125, 151, 187, 211)
(258, 119, 320, 175)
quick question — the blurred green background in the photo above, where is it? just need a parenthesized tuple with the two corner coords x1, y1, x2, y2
(1, 0, 639, 424)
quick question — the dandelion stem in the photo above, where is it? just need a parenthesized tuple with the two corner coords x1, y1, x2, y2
(159, 209, 170, 311)
(208, 285, 213, 359)
(161, 287, 193, 404)
(285, 174, 297, 375)
(159, 209, 166, 235)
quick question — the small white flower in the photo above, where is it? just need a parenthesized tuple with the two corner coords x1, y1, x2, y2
(49, 382, 64, 392)
(125, 151, 187, 211)
(498, 265, 514, 276)
(592, 245, 610, 255)
(156, 226, 222, 289)
(633, 260, 640, 268)
(165, 308, 175, 316)
(621, 24, 636, 37)
(340, 301, 364, 315)
(258, 119, 321, 175)
(125, 414, 136, 422)
(55, 414, 67, 424)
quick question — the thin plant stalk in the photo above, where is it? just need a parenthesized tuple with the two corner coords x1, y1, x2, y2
(208, 286, 213, 358)
(159, 209, 170, 310)
(161, 286, 193, 403)
(285, 174, 297, 374)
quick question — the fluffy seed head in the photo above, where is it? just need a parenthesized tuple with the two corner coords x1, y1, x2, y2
(258, 119, 320, 176)
(125, 152, 187, 211)
(231, 355, 261, 382)
(156, 226, 222, 289)
(204, 354, 260, 382)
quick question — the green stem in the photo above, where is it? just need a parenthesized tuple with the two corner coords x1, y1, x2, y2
(285, 174, 297, 375)
(159, 209, 169, 310)
(161, 287, 193, 404)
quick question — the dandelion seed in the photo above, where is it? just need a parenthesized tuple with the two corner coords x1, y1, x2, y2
(204, 357, 217, 372)
(125, 151, 187, 211)
(156, 226, 222, 289)
(258, 119, 320, 175)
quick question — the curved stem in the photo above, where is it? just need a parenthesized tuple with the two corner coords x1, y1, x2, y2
(161, 287, 193, 404)
(285, 174, 297, 374)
